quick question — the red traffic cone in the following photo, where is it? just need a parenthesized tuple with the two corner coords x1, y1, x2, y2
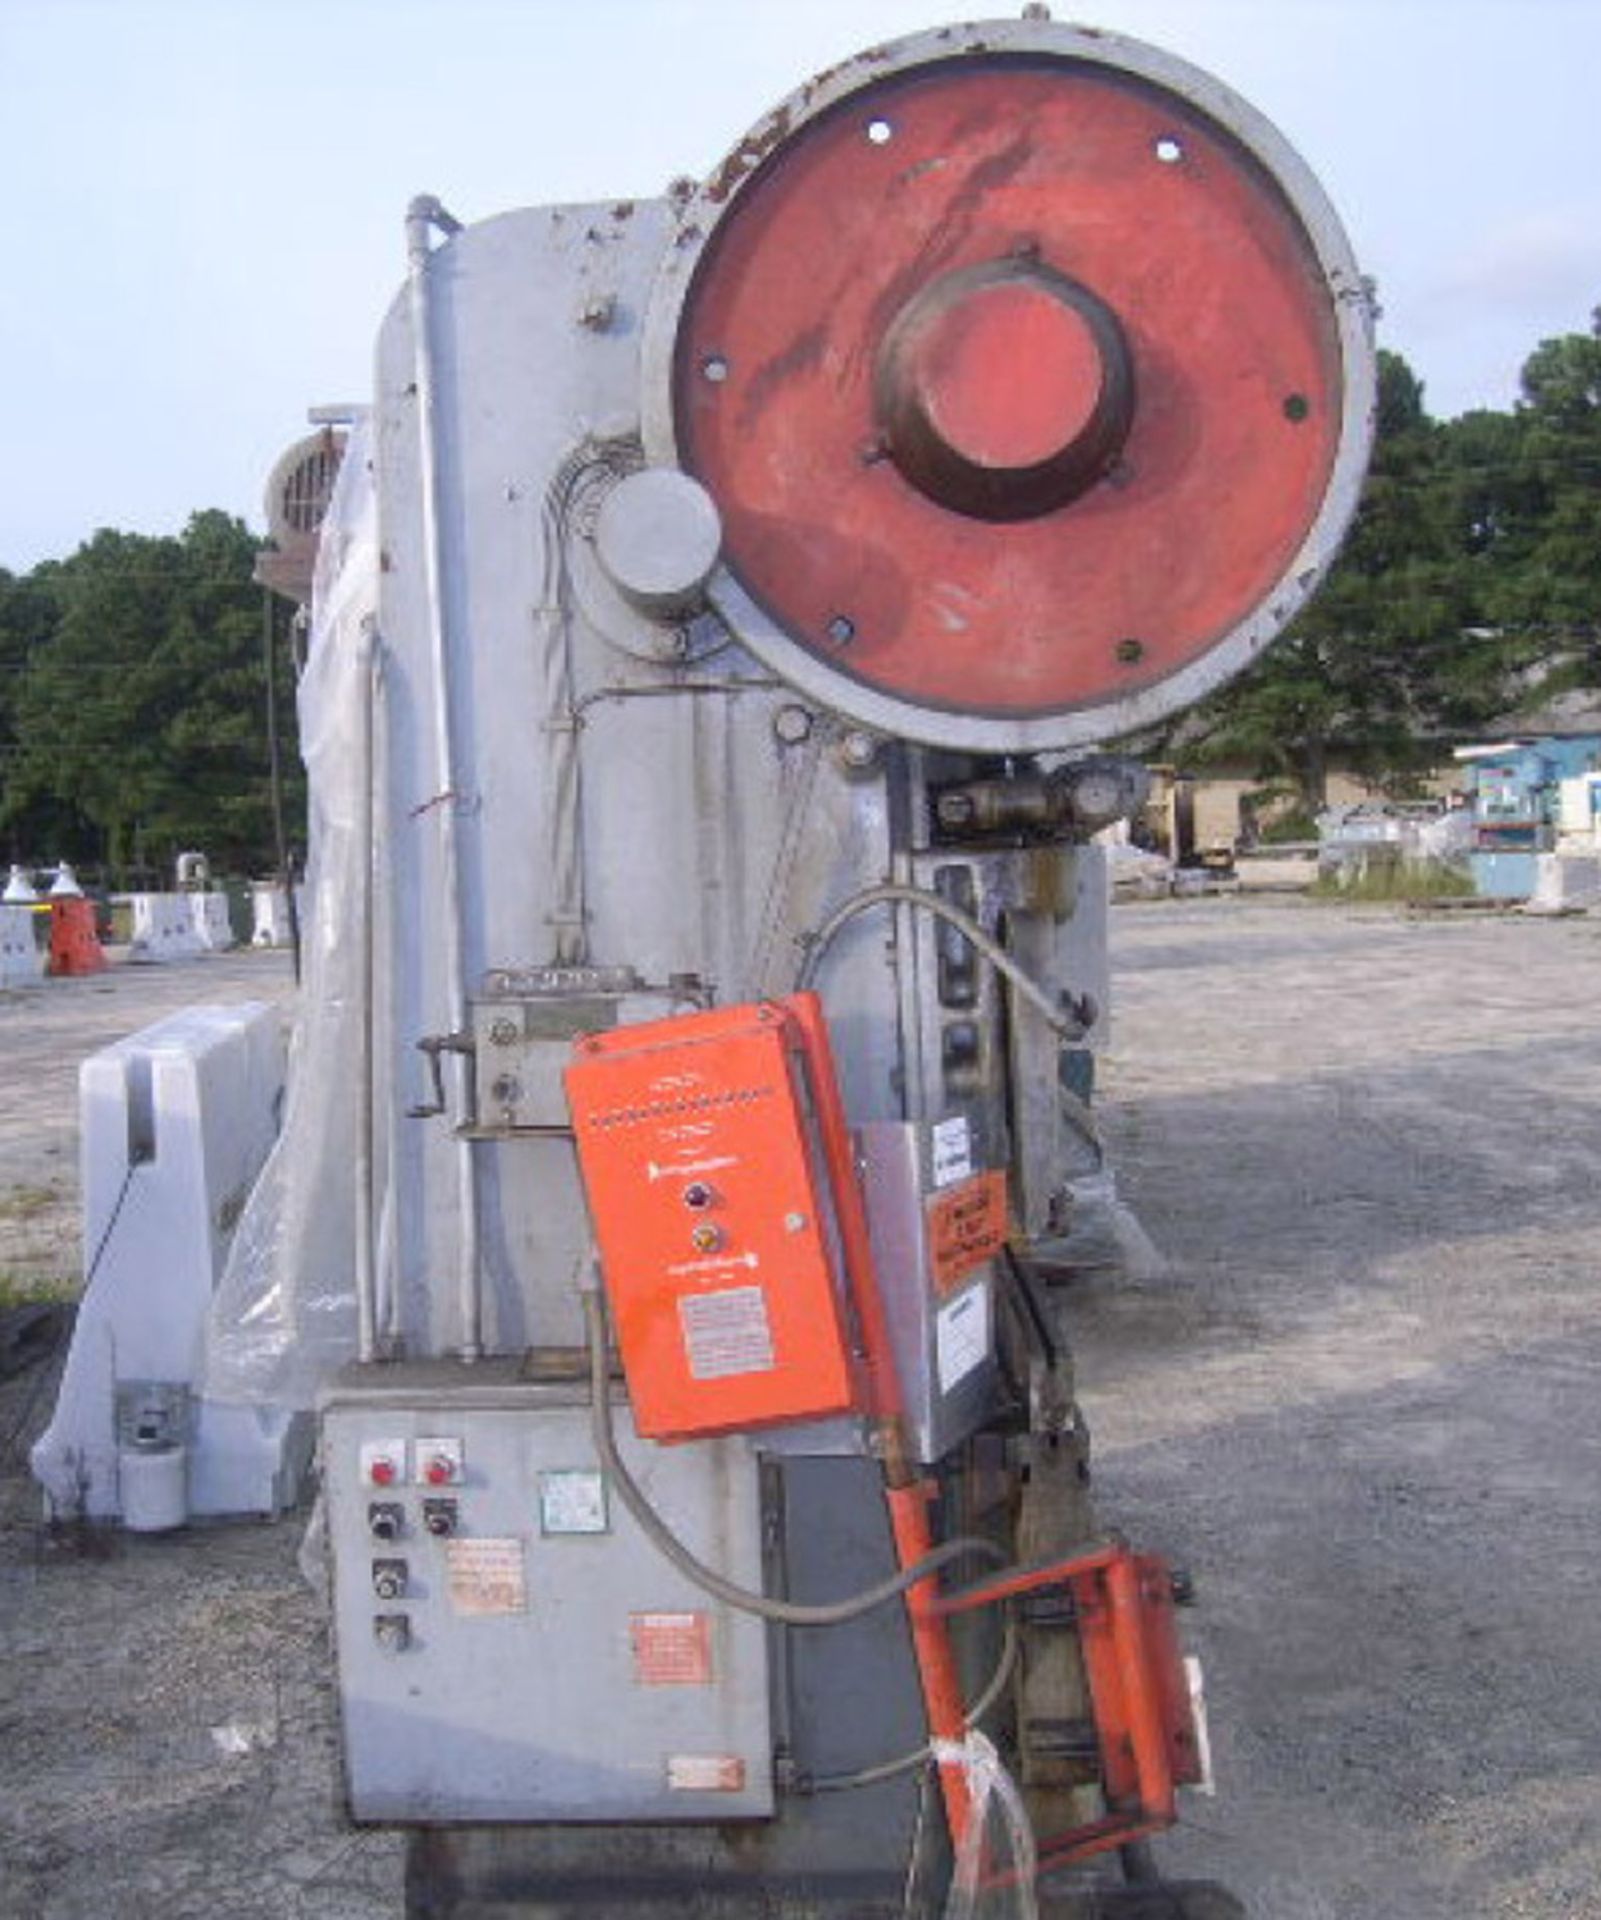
(49, 896, 107, 976)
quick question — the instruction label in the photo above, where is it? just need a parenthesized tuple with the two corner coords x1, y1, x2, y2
(936, 1282, 991, 1393)
(446, 1537, 526, 1616)
(679, 1285, 775, 1379)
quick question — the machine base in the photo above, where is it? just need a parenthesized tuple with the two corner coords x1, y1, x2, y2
(405, 1828, 1245, 1920)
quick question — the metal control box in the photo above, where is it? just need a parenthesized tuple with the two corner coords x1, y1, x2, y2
(565, 1002, 860, 1441)
(470, 968, 693, 1136)
(322, 1362, 773, 1822)
(857, 1120, 1004, 1462)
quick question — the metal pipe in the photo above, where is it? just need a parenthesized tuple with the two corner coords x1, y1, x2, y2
(260, 588, 302, 986)
(375, 639, 404, 1353)
(354, 621, 380, 1364)
(405, 193, 482, 1361)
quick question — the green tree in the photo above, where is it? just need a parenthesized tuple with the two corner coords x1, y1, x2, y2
(0, 514, 300, 880)
(0, 561, 77, 862)
(1165, 316, 1601, 807)
(1169, 349, 1476, 809)
(1493, 314, 1601, 667)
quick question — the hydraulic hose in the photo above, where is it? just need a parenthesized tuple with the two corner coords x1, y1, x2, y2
(793, 882, 1094, 1041)
(809, 1615, 1019, 1793)
(582, 1291, 1004, 1626)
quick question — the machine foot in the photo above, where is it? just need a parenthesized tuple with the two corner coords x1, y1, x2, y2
(1042, 1883, 1246, 1920)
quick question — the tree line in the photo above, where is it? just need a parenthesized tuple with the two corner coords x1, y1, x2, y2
(0, 511, 301, 885)
(1, 310, 1596, 878)
(1156, 312, 1601, 812)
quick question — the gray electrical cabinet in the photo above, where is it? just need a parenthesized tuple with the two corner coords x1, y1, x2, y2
(321, 1361, 773, 1822)
(858, 1120, 1002, 1464)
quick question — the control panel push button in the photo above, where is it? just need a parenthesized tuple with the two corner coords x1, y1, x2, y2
(373, 1613, 411, 1653)
(360, 1438, 408, 1487)
(372, 1558, 409, 1600)
(415, 1436, 465, 1487)
(368, 1501, 405, 1542)
(423, 1497, 459, 1538)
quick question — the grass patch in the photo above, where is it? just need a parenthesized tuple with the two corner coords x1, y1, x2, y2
(1310, 861, 1474, 904)
(0, 1269, 78, 1309)
(0, 1184, 62, 1222)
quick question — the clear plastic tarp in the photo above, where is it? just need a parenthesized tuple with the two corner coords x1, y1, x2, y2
(938, 1732, 1041, 1920)
(202, 423, 377, 1408)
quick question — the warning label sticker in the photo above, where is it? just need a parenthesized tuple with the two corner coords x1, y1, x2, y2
(927, 1169, 1008, 1294)
(445, 1537, 527, 1616)
(936, 1282, 991, 1393)
(631, 1611, 714, 1687)
(679, 1285, 775, 1380)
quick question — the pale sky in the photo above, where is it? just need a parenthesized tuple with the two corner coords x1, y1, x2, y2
(1, 0, 1596, 570)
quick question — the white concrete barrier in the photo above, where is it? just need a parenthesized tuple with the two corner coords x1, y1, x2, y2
(190, 891, 236, 950)
(0, 904, 44, 987)
(129, 892, 205, 961)
(250, 882, 305, 948)
(1527, 852, 1601, 915)
(31, 1002, 309, 1524)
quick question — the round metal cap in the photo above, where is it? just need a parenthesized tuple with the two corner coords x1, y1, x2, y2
(593, 468, 723, 620)
(875, 258, 1134, 521)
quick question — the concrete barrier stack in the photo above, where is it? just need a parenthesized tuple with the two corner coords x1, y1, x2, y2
(0, 904, 44, 987)
(129, 893, 206, 962)
(1527, 852, 1601, 915)
(190, 891, 236, 950)
(250, 883, 302, 948)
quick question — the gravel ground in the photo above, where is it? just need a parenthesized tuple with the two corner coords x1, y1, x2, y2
(1079, 896, 1601, 1918)
(1, 902, 1598, 1918)
(0, 949, 404, 1920)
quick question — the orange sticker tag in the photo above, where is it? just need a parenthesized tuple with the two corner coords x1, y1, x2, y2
(631, 1611, 713, 1687)
(667, 1754, 747, 1792)
(927, 1169, 1008, 1294)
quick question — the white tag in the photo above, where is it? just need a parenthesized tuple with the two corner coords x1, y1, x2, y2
(931, 1115, 972, 1189)
(935, 1281, 990, 1392)
(539, 1468, 609, 1536)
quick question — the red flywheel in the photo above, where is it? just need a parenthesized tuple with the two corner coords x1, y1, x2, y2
(642, 20, 1374, 752)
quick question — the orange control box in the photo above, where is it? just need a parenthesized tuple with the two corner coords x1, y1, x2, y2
(565, 999, 861, 1441)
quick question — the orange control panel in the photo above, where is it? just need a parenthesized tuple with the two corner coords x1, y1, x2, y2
(565, 999, 861, 1441)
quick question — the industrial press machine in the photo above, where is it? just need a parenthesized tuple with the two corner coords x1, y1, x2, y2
(245, 14, 1374, 1914)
